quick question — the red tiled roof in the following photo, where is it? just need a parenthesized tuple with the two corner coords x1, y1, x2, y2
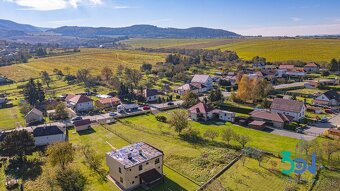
(188, 102, 214, 114)
(65, 94, 76, 101)
(279, 65, 295, 70)
(73, 119, 91, 127)
(305, 62, 318, 67)
(249, 120, 266, 126)
(250, 110, 291, 123)
(69, 95, 93, 104)
(270, 98, 304, 113)
(98, 97, 120, 104)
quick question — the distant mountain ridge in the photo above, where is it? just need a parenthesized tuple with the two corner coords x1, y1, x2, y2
(48, 25, 241, 38)
(0, 19, 43, 32)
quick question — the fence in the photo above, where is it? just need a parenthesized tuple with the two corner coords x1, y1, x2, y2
(196, 155, 241, 191)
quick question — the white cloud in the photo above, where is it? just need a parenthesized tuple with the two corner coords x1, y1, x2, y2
(291, 17, 302, 22)
(232, 23, 340, 36)
(5, 0, 103, 11)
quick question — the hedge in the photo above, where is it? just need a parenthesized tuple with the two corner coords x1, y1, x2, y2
(218, 104, 253, 114)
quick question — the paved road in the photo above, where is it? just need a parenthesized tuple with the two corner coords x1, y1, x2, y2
(273, 82, 305, 90)
(264, 127, 316, 140)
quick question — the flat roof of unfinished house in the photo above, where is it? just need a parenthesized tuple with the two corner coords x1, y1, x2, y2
(106, 142, 163, 168)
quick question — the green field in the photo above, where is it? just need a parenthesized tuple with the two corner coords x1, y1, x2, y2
(208, 38, 340, 63)
(0, 48, 166, 81)
(312, 168, 340, 191)
(206, 157, 315, 191)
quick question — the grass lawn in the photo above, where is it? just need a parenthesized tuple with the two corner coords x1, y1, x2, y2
(0, 106, 25, 130)
(205, 157, 315, 191)
(312, 168, 340, 191)
(288, 88, 325, 95)
(208, 38, 340, 63)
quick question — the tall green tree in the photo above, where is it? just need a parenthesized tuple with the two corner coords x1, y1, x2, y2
(47, 142, 74, 169)
(23, 79, 44, 106)
(0, 130, 35, 160)
(329, 58, 339, 72)
(169, 110, 189, 135)
(40, 71, 51, 88)
(182, 91, 199, 108)
(56, 168, 86, 191)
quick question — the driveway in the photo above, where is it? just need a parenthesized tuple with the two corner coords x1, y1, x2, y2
(263, 127, 316, 140)
(329, 114, 340, 128)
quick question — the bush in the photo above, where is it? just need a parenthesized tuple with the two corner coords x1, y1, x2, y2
(155, 115, 167, 123)
(180, 129, 202, 143)
(321, 70, 330, 76)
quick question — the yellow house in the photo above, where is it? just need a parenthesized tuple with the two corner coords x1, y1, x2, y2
(106, 142, 164, 190)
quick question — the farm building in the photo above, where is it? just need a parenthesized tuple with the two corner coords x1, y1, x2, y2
(73, 119, 91, 132)
(106, 142, 163, 190)
(25, 108, 44, 125)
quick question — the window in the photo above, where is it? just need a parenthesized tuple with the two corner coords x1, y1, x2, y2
(132, 181, 135, 184)
(118, 167, 121, 173)
(155, 158, 160, 164)
(139, 165, 143, 171)
(120, 177, 123, 183)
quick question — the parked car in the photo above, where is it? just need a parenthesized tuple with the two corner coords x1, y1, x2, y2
(296, 127, 304, 134)
(71, 116, 82, 122)
(109, 112, 117, 116)
(143, 106, 150, 110)
(320, 118, 328, 123)
(167, 102, 174, 106)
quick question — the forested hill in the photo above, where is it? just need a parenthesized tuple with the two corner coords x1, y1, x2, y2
(48, 25, 241, 38)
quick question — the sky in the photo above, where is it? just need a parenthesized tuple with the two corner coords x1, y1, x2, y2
(1, 0, 340, 36)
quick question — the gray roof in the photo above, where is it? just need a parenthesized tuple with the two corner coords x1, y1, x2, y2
(33, 125, 65, 137)
(191, 75, 210, 83)
(106, 142, 163, 168)
(323, 90, 340, 101)
(270, 98, 304, 113)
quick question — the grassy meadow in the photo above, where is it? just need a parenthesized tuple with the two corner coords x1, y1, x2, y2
(0, 48, 166, 81)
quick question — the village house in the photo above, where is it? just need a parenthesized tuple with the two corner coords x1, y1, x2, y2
(25, 108, 44, 125)
(314, 90, 340, 106)
(276, 64, 305, 77)
(250, 110, 292, 129)
(66, 94, 94, 113)
(32, 125, 66, 146)
(304, 62, 320, 73)
(191, 74, 213, 90)
(144, 89, 161, 102)
(95, 97, 121, 109)
(73, 119, 91, 132)
(106, 142, 164, 190)
(175, 82, 208, 95)
(270, 98, 305, 121)
(188, 102, 235, 122)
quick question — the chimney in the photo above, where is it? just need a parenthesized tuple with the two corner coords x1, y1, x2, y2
(139, 149, 143, 156)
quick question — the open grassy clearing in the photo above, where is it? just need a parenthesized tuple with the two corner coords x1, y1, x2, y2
(205, 157, 315, 191)
(208, 38, 340, 62)
(0, 48, 166, 81)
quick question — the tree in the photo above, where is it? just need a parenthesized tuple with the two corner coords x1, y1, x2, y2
(76, 69, 91, 87)
(208, 87, 223, 103)
(182, 91, 199, 108)
(18, 102, 32, 115)
(169, 110, 189, 135)
(47, 142, 74, 169)
(253, 149, 266, 166)
(23, 79, 39, 106)
(0, 130, 35, 160)
(322, 140, 340, 161)
(234, 134, 251, 148)
(37, 81, 45, 103)
(55, 103, 68, 119)
(56, 168, 86, 191)
(101, 67, 113, 82)
(329, 58, 339, 72)
(40, 71, 51, 88)
(237, 75, 252, 102)
(204, 130, 219, 141)
(221, 128, 234, 144)
(81, 144, 105, 179)
(252, 56, 266, 67)
(140, 63, 153, 73)
(124, 68, 142, 88)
